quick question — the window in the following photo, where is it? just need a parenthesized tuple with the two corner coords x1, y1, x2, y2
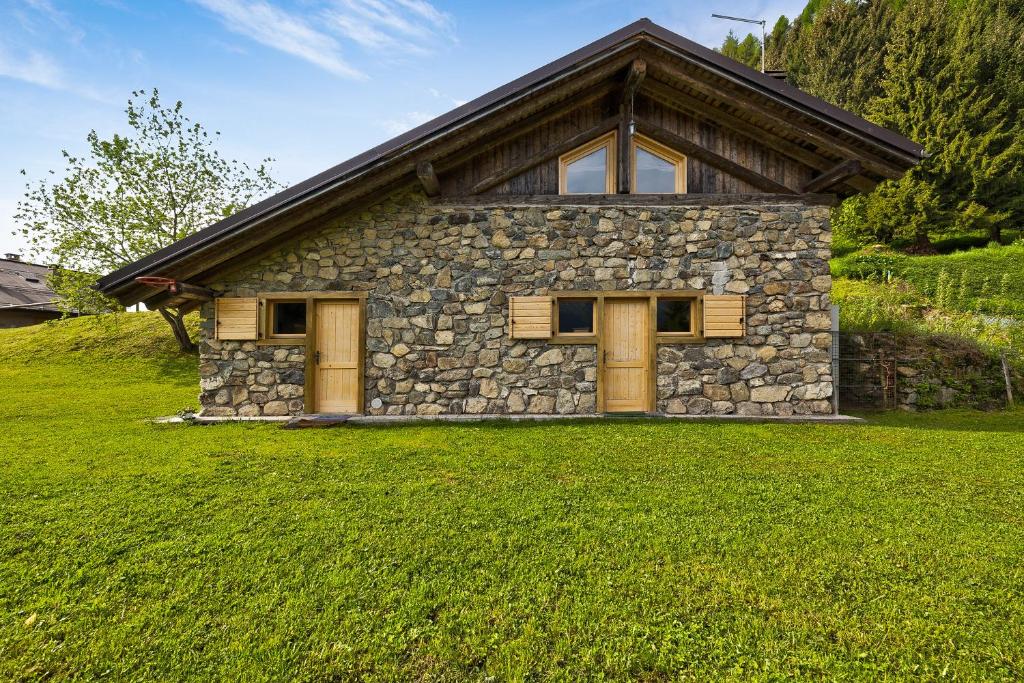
(632, 135, 686, 194)
(558, 131, 616, 194)
(558, 131, 687, 195)
(557, 299, 595, 335)
(269, 301, 306, 337)
(657, 299, 694, 335)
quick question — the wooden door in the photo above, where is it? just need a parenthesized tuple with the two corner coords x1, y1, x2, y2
(603, 298, 650, 412)
(315, 300, 361, 413)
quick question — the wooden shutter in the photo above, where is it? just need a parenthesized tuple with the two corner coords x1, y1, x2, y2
(215, 297, 258, 340)
(703, 295, 746, 338)
(509, 296, 553, 339)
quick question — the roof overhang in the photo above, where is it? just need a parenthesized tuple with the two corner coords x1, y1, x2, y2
(96, 18, 923, 306)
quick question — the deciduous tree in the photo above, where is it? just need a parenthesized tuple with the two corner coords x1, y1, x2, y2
(16, 89, 282, 352)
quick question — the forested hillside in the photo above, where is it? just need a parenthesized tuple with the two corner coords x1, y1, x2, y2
(719, 0, 1024, 250)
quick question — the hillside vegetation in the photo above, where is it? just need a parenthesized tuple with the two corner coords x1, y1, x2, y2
(832, 243, 1024, 318)
(2, 307, 1024, 680)
(1, 311, 199, 363)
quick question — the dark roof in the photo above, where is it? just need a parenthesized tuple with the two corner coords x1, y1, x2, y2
(0, 258, 61, 312)
(97, 18, 923, 301)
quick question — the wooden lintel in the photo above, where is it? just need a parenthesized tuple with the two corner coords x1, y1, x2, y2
(431, 193, 838, 207)
(802, 159, 864, 193)
(633, 117, 796, 194)
(647, 61, 909, 179)
(618, 59, 647, 194)
(416, 161, 441, 197)
(470, 115, 620, 195)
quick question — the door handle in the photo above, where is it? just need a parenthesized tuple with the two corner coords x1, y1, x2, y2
(315, 350, 321, 365)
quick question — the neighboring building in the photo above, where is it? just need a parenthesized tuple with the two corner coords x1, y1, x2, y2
(97, 19, 922, 418)
(0, 254, 67, 328)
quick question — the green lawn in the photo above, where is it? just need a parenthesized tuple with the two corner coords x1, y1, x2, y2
(2, 317, 1023, 680)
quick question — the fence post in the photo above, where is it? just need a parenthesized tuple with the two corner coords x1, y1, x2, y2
(831, 305, 840, 415)
(1002, 353, 1015, 408)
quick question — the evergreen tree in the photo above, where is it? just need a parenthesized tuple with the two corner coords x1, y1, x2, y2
(868, 0, 1024, 246)
(717, 30, 762, 70)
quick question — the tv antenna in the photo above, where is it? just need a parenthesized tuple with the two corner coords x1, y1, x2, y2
(712, 13, 766, 73)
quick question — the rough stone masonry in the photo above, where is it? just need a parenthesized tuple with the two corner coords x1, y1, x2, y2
(197, 191, 833, 418)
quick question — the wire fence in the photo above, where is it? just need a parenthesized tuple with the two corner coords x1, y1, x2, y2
(833, 331, 1019, 411)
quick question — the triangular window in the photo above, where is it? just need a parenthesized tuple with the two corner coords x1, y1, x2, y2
(632, 135, 686, 193)
(558, 131, 616, 194)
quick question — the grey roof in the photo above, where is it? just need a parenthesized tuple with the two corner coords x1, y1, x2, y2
(97, 18, 924, 301)
(0, 258, 61, 312)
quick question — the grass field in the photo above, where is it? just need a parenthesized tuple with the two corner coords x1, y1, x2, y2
(2, 316, 1023, 680)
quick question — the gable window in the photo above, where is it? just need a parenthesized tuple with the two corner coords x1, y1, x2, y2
(656, 298, 695, 335)
(558, 131, 616, 194)
(632, 135, 686, 194)
(268, 300, 306, 338)
(558, 131, 688, 195)
(557, 299, 595, 335)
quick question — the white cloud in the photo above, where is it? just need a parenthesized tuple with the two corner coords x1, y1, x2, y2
(193, 0, 454, 77)
(191, 0, 367, 79)
(0, 45, 110, 102)
(0, 48, 64, 89)
(380, 110, 435, 136)
(20, 0, 85, 44)
(322, 0, 454, 55)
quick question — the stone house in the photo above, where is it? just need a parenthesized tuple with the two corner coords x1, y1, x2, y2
(97, 19, 922, 418)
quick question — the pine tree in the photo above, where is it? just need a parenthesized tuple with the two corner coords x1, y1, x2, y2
(868, 0, 1024, 247)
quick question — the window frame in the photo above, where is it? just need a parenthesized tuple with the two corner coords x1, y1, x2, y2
(558, 131, 617, 195)
(267, 300, 308, 340)
(655, 296, 699, 342)
(554, 297, 597, 339)
(631, 134, 687, 194)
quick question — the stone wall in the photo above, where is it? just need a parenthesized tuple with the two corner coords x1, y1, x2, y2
(198, 191, 833, 417)
(838, 332, 1020, 411)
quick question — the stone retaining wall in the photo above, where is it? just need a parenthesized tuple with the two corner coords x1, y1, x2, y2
(838, 332, 1020, 411)
(198, 191, 833, 417)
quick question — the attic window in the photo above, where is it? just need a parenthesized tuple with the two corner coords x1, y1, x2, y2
(632, 135, 686, 193)
(559, 131, 616, 194)
(24, 277, 40, 283)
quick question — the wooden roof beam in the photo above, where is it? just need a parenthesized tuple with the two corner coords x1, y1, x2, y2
(135, 277, 215, 301)
(641, 81, 878, 195)
(802, 159, 864, 193)
(470, 115, 620, 195)
(634, 117, 796, 194)
(433, 81, 617, 175)
(618, 58, 647, 194)
(648, 61, 908, 179)
(416, 161, 441, 197)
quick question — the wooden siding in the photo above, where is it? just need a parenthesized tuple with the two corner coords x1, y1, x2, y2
(439, 91, 815, 196)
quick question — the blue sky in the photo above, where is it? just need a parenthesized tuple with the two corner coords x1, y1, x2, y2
(0, 0, 807, 257)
